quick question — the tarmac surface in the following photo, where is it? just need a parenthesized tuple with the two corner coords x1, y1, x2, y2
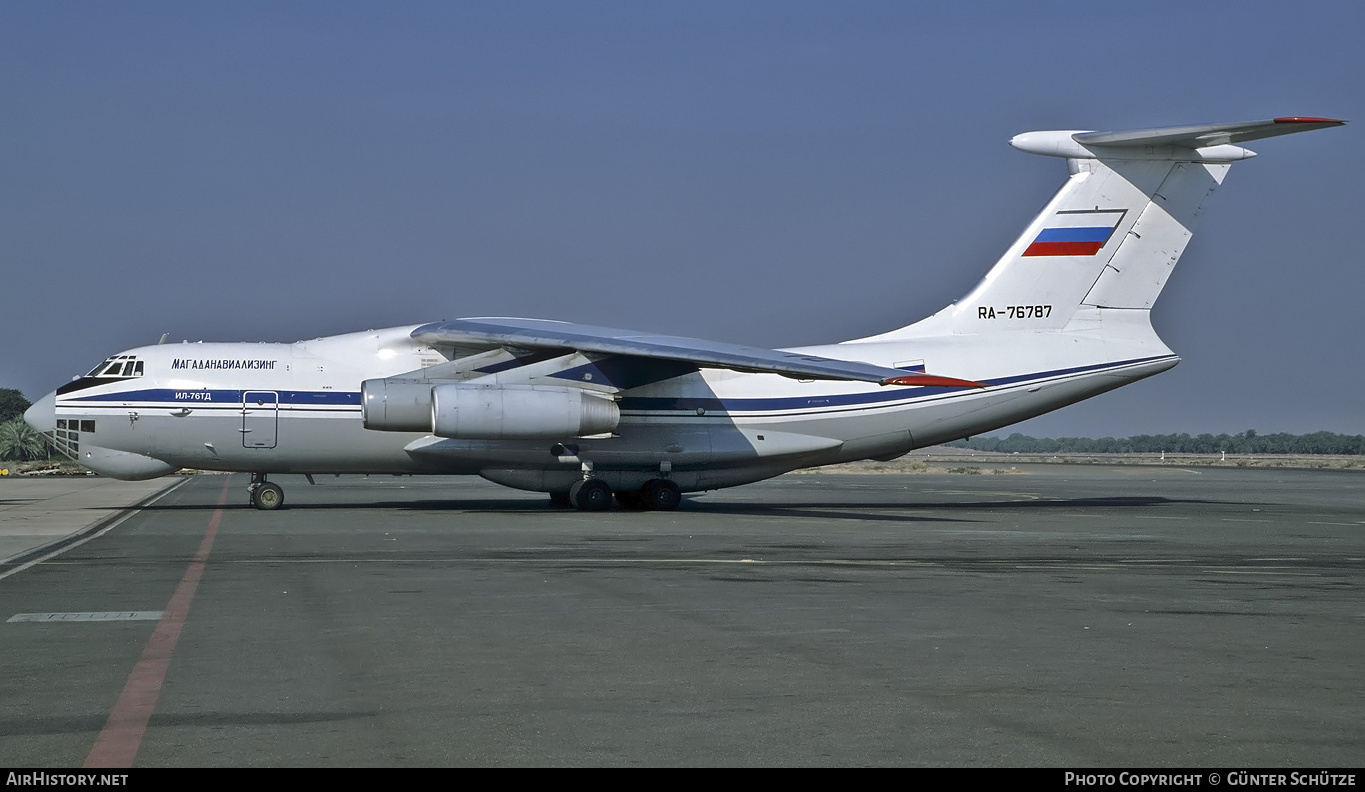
(0, 476, 182, 575)
(1, 465, 1362, 767)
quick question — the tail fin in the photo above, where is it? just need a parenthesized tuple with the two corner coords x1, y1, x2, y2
(872, 117, 1343, 339)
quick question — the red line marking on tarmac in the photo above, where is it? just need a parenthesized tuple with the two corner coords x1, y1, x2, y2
(84, 475, 232, 768)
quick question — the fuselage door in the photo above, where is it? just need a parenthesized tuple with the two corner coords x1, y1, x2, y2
(242, 391, 279, 449)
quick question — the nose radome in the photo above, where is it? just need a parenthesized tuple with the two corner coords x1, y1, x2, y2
(24, 391, 56, 434)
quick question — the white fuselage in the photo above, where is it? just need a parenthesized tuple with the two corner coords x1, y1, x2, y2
(38, 319, 1176, 494)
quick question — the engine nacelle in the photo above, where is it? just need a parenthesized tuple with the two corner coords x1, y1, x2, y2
(361, 379, 437, 432)
(431, 383, 619, 440)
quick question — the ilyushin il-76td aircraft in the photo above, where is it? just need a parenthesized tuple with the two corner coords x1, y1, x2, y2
(25, 116, 1344, 511)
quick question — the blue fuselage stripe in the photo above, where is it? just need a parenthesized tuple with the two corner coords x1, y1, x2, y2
(57, 356, 1172, 415)
(64, 389, 362, 406)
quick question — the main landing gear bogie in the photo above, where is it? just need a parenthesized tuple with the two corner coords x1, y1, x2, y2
(247, 473, 285, 511)
(568, 478, 612, 511)
(640, 478, 682, 511)
(559, 477, 682, 512)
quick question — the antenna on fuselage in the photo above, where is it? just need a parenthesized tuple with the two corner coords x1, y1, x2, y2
(157, 333, 170, 345)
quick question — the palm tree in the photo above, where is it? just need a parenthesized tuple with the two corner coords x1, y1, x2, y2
(0, 417, 48, 461)
(0, 389, 31, 424)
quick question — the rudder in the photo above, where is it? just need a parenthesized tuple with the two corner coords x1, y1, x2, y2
(1079, 159, 1226, 310)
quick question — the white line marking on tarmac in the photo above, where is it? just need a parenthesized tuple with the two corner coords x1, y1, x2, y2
(1203, 570, 1320, 576)
(8, 611, 163, 623)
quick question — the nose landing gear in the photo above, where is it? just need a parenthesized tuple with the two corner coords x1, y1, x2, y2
(247, 473, 285, 510)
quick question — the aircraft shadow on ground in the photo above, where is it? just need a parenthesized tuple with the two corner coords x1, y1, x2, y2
(135, 494, 1237, 526)
(135, 499, 971, 525)
(678, 495, 1222, 524)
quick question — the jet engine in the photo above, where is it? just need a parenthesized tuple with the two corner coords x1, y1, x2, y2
(361, 379, 619, 440)
(360, 379, 437, 432)
(432, 383, 619, 439)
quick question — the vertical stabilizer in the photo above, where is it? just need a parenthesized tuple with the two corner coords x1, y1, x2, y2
(860, 117, 1343, 342)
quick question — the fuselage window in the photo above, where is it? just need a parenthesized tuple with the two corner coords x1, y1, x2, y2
(80, 420, 95, 433)
(133, 361, 144, 376)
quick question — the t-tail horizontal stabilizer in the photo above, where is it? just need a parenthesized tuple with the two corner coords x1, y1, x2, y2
(1011, 116, 1345, 161)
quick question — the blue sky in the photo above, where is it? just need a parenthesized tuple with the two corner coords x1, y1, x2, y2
(3, 2, 1360, 436)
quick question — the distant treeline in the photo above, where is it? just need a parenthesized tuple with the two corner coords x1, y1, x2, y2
(947, 431, 1365, 455)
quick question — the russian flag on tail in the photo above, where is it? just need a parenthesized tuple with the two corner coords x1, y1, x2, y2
(1023, 209, 1126, 257)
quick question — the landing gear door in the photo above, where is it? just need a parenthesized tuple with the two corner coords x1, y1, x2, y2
(242, 391, 279, 449)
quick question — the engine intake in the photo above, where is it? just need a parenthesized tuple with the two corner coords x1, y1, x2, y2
(361, 379, 437, 432)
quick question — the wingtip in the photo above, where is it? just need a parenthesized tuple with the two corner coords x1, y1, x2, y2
(1272, 116, 1346, 125)
(882, 374, 987, 389)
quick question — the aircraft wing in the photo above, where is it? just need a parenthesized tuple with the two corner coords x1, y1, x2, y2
(410, 317, 980, 387)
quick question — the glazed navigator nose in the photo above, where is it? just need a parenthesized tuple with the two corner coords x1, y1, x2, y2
(23, 391, 56, 434)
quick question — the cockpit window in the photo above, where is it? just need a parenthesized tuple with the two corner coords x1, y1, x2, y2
(60, 356, 146, 397)
(85, 355, 145, 379)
